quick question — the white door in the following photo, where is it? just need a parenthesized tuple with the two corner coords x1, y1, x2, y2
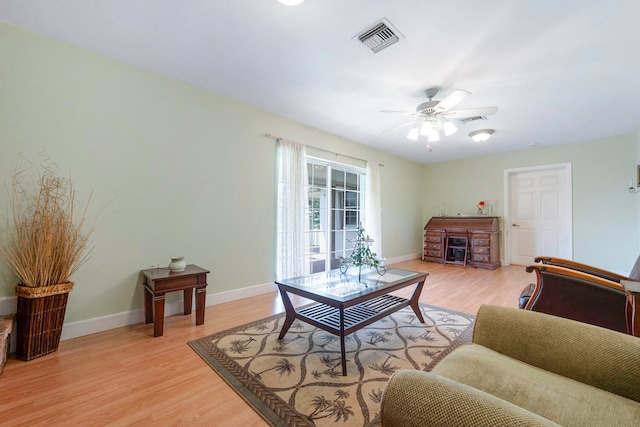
(506, 164, 572, 266)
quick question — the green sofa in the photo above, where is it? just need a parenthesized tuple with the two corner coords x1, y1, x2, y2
(380, 305, 640, 426)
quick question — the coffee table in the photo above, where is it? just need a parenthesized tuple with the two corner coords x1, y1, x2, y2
(276, 268, 428, 375)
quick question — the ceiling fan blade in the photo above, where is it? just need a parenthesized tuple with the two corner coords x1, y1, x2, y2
(434, 90, 471, 112)
(382, 120, 419, 133)
(379, 110, 416, 115)
(440, 106, 499, 119)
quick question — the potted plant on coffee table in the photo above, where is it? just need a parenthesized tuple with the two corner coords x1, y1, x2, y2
(341, 225, 386, 282)
(0, 162, 93, 360)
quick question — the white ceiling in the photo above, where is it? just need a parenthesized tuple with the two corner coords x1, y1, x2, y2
(2, 0, 639, 164)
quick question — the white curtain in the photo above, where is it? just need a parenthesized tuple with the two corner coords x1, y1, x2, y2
(276, 139, 308, 280)
(365, 161, 382, 257)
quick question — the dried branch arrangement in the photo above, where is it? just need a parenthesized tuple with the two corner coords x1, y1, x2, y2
(0, 162, 93, 288)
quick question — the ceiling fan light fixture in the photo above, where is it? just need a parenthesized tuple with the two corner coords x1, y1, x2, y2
(278, 0, 304, 5)
(407, 127, 419, 141)
(443, 121, 458, 136)
(470, 129, 494, 142)
(428, 129, 440, 142)
(419, 121, 433, 136)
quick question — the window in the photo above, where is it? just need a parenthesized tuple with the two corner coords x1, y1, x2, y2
(306, 158, 366, 273)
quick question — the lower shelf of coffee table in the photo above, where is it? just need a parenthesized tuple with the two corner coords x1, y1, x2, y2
(297, 294, 410, 335)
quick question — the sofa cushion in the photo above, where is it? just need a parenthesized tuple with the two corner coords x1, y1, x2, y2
(382, 370, 560, 427)
(473, 304, 640, 401)
(432, 344, 640, 427)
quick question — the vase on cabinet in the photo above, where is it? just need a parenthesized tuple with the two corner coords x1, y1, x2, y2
(169, 256, 186, 272)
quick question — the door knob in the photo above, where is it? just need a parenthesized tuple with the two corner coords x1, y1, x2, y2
(512, 223, 520, 227)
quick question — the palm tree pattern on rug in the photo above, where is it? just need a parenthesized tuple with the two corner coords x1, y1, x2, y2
(189, 304, 474, 427)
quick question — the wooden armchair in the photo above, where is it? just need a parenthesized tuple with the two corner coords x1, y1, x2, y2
(534, 255, 640, 283)
(525, 264, 639, 337)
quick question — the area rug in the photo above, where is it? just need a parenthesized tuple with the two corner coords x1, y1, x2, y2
(188, 303, 474, 427)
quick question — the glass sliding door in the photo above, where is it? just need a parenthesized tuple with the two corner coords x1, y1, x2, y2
(306, 159, 365, 273)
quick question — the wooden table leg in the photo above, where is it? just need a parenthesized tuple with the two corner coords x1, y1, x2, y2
(195, 288, 206, 326)
(340, 308, 347, 376)
(144, 286, 154, 324)
(277, 289, 296, 340)
(153, 295, 165, 337)
(408, 279, 426, 323)
(183, 288, 193, 315)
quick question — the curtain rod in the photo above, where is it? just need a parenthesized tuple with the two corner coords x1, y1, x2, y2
(262, 133, 384, 167)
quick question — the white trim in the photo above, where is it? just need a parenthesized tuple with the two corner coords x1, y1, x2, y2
(0, 255, 420, 342)
(61, 308, 146, 340)
(503, 162, 573, 266)
(0, 281, 278, 342)
(60, 281, 278, 341)
(205, 281, 277, 306)
(305, 151, 367, 170)
(385, 253, 421, 264)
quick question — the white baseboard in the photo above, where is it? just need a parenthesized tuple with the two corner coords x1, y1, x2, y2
(386, 253, 421, 264)
(0, 254, 419, 343)
(59, 281, 278, 341)
(0, 281, 277, 343)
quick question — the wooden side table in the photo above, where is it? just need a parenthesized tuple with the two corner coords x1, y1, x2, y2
(141, 264, 210, 337)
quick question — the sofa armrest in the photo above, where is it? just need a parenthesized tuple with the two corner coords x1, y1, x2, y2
(473, 305, 640, 402)
(380, 370, 560, 427)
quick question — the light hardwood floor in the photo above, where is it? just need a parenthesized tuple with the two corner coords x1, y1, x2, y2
(1, 260, 532, 426)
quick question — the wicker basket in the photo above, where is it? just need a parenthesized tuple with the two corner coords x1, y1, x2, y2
(15, 282, 74, 361)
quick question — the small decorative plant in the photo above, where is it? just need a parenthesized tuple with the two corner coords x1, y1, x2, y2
(477, 200, 485, 215)
(350, 226, 381, 269)
(0, 162, 94, 289)
(340, 225, 386, 282)
(0, 159, 94, 360)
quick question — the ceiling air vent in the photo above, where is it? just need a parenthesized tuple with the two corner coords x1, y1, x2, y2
(357, 19, 402, 53)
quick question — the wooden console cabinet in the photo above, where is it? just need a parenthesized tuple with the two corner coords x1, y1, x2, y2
(423, 216, 501, 270)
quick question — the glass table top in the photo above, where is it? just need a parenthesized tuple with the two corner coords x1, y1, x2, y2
(276, 268, 424, 301)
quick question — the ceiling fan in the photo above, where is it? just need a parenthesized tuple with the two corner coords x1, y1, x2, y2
(381, 88, 498, 149)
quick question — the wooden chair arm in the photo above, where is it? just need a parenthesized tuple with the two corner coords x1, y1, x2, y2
(525, 264, 632, 336)
(533, 256, 629, 283)
(525, 264, 625, 292)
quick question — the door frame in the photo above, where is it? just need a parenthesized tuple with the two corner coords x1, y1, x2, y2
(502, 163, 573, 266)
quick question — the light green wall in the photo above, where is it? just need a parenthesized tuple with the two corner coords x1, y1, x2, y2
(0, 23, 423, 323)
(2, 21, 639, 325)
(422, 135, 639, 272)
